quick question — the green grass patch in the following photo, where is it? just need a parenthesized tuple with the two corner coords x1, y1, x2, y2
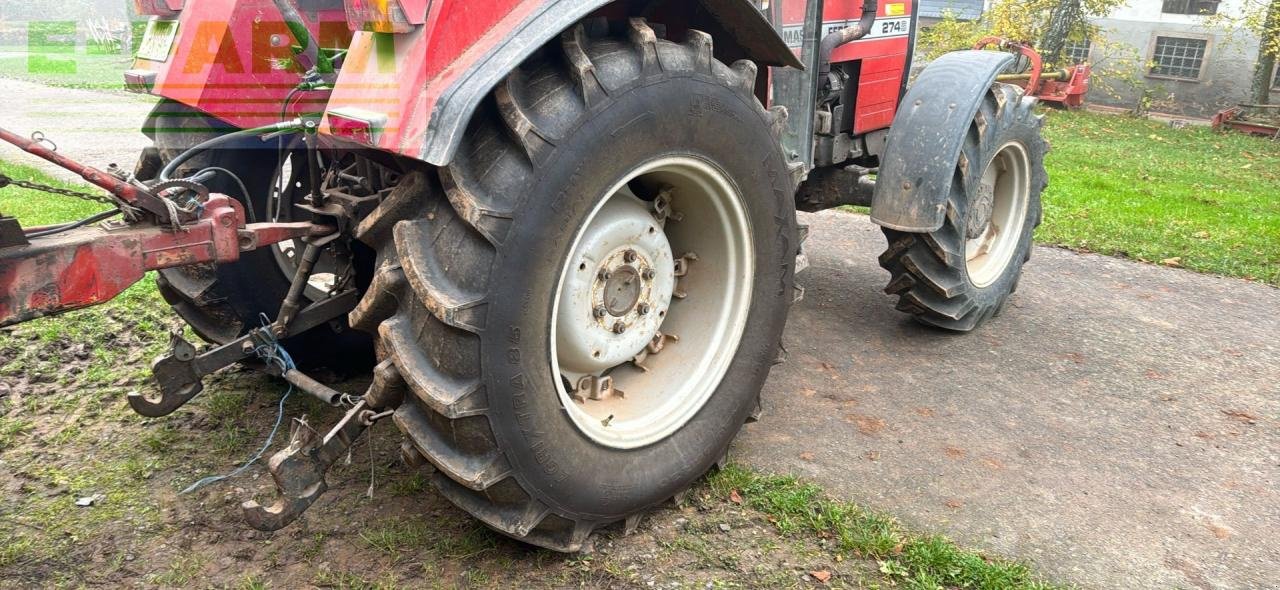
(0, 160, 171, 389)
(146, 554, 209, 587)
(0, 45, 134, 91)
(0, 159, 116, 224)
(312, 569, 404, 590)
(707, 464, 1064, 590)
(1039, 109, 1280, 285)
(0, 536, 35, 569)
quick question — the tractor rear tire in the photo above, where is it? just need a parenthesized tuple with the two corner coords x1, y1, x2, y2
(351, 20, 796, 551)
(878, 84, 1047, 331)
(142, 100, 375, 371)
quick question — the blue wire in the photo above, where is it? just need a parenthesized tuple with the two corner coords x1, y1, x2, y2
(180, 384, 292, 495)
(180, 318, 298, 495)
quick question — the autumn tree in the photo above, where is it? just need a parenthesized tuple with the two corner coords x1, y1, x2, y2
(1205, 0, 1280, 105)
(918, 0, 1126, 65)
(1040, 0, 1086, 67)
(1247, 0, 1279, 104)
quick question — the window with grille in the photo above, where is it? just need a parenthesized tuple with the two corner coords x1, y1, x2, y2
(1063, 39, 1092, 64)
(1161, 0, 1219, 14)
(1149, 36, 1207, 80)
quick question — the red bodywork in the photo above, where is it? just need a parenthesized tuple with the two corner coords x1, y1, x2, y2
(779, 0, 914, 134)
(129, 0, 352, 125)
(129, 0, 912, 159)
(324, 0, 542, 154)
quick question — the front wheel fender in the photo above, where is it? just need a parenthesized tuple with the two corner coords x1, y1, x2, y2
(870, 50, 1017, 233)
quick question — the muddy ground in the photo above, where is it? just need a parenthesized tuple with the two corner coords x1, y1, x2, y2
(0, 296, 899, 589)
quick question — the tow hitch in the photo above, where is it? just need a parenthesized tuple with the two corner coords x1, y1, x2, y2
(243, 359, 404, 530)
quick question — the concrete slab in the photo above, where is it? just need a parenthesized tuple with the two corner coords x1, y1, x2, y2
(739, 211, 1280, 590)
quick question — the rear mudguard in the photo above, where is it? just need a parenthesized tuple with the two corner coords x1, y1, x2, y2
(324, 0, 801, 165)
(869, 50, 1015, 232)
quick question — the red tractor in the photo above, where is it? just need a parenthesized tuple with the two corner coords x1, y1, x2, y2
(0, 0, 1046, 551)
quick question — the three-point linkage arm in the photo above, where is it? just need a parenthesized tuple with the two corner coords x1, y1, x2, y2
(0, 125, 332, 326)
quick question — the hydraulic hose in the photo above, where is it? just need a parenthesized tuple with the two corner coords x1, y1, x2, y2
(23, 209, 121, 239)
(158, 120, 304, 182)
(817, 0, 879, 83)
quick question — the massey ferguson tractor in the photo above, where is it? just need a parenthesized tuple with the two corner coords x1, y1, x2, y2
(0, 0, 1046, 551)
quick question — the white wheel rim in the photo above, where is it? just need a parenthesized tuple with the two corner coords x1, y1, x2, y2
(550, 156, 754, 449)
(966, 141, 1031, 288)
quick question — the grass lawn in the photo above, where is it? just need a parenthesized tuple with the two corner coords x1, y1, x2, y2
(1039, 109, 1280, 285)
(0, 159, 121, 225)
(0, 45, 134, 91)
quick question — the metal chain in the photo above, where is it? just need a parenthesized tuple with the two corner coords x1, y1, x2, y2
(0, 172, 119, 207)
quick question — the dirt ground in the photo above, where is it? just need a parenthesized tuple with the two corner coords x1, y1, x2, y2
(741, 212, 1280, 590)
(0, 349, 882, 589)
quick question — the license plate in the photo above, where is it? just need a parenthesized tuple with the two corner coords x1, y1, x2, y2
(136, 18, 178, 62)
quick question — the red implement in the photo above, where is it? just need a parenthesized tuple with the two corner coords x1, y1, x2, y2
(0, 127, 332, 326)
(975, 37, 1091, 108)
(0, 194, 326, 326)
(0, 126, 152, 209)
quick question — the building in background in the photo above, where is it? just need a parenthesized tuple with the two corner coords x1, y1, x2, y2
(1082, 0, 1274, 117)
(919, 0, 984, 26)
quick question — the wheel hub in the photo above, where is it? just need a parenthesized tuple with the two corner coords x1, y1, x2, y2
(550, 156, 754, 449)
(556, 195, 675, 376)
(602, 265, 642, 317)
(965, 141, 1031, 288)
(966, 183, 996, 240)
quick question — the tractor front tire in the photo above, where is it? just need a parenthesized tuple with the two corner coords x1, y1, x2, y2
(351, 20, 797, 551)
(879, 84, 1047, 331)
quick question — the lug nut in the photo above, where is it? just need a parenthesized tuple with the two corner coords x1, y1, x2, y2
(612, 322, 627, 334)
(623, 249, 637, 263)
(642, 268, 656, 281)
(597, 269, 611, 281)
(638, 303, 651, 315)
(593, 306, 607, 319)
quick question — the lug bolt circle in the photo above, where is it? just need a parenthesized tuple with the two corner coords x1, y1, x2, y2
(638, 303, 651, 315)
(597, 269, 611, 281)
(642, 268, 656, 281)
(593, 306, 607, 319)
(623, 249, 638, 263)
(612, 322, 627, 334)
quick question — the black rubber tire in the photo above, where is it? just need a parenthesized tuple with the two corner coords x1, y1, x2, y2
(878, 84, 1047, 332)
(349, 19, 797, 551)
(141, 100, 374, 371)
